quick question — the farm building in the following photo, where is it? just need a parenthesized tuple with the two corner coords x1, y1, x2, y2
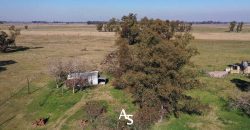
(226, 61, 250, 74)
(67, 71, 107, 85)
(242, 61, 250, 74)
(226, 64, 241, 74)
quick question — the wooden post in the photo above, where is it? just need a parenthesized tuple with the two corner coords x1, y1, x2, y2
(27, 77, 30, 94)
(61, 86, 64, 96)
(56, 78, 59, 88)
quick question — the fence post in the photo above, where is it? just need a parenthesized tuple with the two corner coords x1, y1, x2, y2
(27, 77, 30, 94)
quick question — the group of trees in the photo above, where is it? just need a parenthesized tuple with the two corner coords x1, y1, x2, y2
(96, 18, 120, 32)
(102, 13, 206, 129)
(229, 21, 244, 32)
(192, 21, 228, 24)
(0, 25, 21, 52)
(87, 21, 107, 25)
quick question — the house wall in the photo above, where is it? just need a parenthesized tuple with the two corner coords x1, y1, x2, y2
(243, 67, 250, 74)
(88, 75, 98, 85)
(230, 66, 241, 74)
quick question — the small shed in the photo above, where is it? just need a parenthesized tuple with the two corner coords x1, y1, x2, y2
(242, 61, 250, 74)
(227, 64, 241, 74)
(67, 71, 107, 85)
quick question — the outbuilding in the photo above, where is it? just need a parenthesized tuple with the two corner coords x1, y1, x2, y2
(67, 71, 107, 85)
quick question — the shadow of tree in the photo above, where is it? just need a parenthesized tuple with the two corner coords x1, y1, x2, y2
(0, 60, 17, 66)
(231, 78, 250, 91)
(0, 67, 7, 72)
(0, 60, 17, 73)
(4, 46, 44, 53)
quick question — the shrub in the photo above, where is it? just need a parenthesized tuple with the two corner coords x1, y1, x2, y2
(9, 25, 15, 30)
(84, 100, 108, 122)
(96, 23, 103, 32)
(25, 25, 28, 30)
(134, 107, 161, 130)
(65, 78, 88, 90)
(229, 94, 250, 116)
(179, 98, 210, 115)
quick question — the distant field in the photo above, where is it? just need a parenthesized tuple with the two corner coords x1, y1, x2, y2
(192, 24, 250, 33)
(192, 24, 250, 41)
(1, 24, 250, 130)
(0, 24, 116, 101)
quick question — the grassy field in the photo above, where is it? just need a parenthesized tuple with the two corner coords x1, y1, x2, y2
(0, 24, 250, 129)
(0, 24, 116, 129)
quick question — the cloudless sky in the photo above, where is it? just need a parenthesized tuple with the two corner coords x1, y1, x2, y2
(0, 0, 250, 22)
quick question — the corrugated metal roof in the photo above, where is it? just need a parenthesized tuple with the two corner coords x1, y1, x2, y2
(67, 71, 98, 79)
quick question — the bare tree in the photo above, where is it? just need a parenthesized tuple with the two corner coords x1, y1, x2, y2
(48, 59, 67, 88)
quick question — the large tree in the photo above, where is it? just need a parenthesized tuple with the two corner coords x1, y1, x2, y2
(96, 23, 103, 32)
(103, 14, 203, 129)
(229, 21, 237, 32)
(239, 22, 244, 32)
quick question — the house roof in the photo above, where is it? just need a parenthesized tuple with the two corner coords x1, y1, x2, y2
(67, 71, 99, 79)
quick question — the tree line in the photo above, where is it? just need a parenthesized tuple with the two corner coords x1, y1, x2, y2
(102, 13, 207, 129)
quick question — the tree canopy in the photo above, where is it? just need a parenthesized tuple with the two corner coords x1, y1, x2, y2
(103, 13, 205, 129)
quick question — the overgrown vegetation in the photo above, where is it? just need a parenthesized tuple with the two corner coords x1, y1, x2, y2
(102, 13, 206, 129)
(96, 18, 120, 32)
(84, 100, 108, 122)
(229, 93, 250, 117)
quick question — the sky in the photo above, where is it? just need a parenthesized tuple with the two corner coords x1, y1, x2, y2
(0, 0, 250, 22)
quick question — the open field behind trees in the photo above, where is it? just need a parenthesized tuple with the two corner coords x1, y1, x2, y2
(0, 24, 116, 129)
(0, 24, 250, 129)
(192, 24, 250, 41)
(0, 24, 116, 101)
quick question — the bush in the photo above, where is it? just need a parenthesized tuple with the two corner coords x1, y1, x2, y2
(179, 98, 210, 115)
(229, 94, 250, 116)
(25, 25, 28, 30)
(65, 78, 88, 90)
(112, 78, 127, 89)
(9, 25, 15, 30)
(134, 107, 161, 130)
(15, 28, 21, 35)
(83, 100, 108, 122)
(96, 24, 103, 32)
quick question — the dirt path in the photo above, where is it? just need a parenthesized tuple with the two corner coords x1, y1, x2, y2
(52, 94, 87, 130)
(51, 86, 113, 130)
